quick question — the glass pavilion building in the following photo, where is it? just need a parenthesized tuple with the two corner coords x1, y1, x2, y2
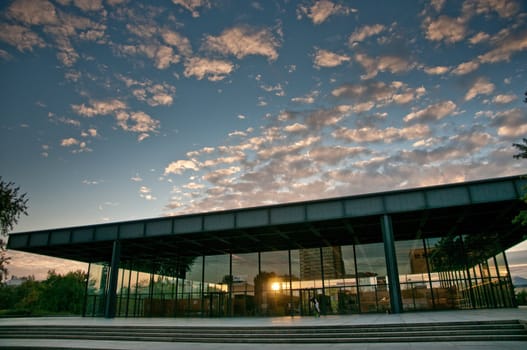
(7, 175, 527, 318)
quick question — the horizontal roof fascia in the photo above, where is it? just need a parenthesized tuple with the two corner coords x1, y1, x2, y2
(7, 174, 527, 251)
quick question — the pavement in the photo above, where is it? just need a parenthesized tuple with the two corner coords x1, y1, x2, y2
(1, 308, 527, 349)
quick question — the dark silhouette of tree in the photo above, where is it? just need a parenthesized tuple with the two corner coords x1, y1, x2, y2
(512, 91, 527, 226)
(0, 178, 28, 281)
(513, 138, 527, 159)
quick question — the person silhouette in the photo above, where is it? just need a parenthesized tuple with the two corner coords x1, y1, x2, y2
(311, 296, 320, 317)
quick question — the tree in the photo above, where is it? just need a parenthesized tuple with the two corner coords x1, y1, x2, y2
(512, 91, 527, 226)
(0, 178, 29, 281)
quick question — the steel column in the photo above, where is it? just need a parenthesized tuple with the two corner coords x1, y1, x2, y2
(104, 240, 121, 318)
(381, 214, 403, 314)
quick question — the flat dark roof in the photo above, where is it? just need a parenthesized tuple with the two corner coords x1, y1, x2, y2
(7, 175, 527, 269)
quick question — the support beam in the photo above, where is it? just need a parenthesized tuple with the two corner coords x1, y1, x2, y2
(104, 240, 121, 318)
(381, 214, 402, 314)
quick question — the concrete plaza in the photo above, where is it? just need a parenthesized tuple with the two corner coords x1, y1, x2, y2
(1, 308, 526, 349)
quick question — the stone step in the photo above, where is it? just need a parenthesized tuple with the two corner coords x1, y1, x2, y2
(0, 319, 525, 343)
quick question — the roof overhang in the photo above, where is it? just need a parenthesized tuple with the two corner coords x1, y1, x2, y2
(8, 175, 527, 269)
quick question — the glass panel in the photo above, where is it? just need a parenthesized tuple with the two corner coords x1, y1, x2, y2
(231, 252, 258, 316)
(133, 271, 150, 316)
(85, 263, 108, 316)
(496, 252, 515, 307)
(321, 246, 346, 315)
(259, 250, 290, 316)
(204, 254, 229, 317)
(355, 242, 388, 313)
(427, 234, 470, 310)
(175, 256, 203, 316)
(395, 239, 433, 311)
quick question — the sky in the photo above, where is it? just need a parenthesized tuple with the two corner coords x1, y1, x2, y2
(1, 0, 527, 280)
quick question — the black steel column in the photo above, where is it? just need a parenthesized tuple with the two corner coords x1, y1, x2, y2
(82, 262, 91, 317)
(381, 214, 403, 314)
(104, 240, 121, 318)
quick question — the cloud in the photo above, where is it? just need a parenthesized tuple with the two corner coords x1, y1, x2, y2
(115, 111, 160, 140)
(463, 0, 521, 19)
(490, 108, 527, 138)
(131, 175, 143, 182)
(348, 24, 385, 45)
(284, 123, 309, 133)
(61, 137, 79, 147)
(139, 186, 156, 200)
(132, 83, 176, 106)
(492, 94, 517, 104)
(478, 29, 527, 64)
(297, 0, 354, 25)
(309, 146, 367, 165)
(7, 0, 59, 25)
(469, 32, 491, 45)
(354, 53, 413, 79)
(203, 25, 279, 61)
(313, 49, 350, 68)
(81, 128, 97, 137)
(0, 24, 46, 52)
(465, 77, 495, 101)
(291, 90, 319, 104)
(203, 25, 280, 61)
(72, 99, 127, 117)
(172, 0, 211, 18)
(117, 44, 180, 69)
(183, 57, 234, 81)
(423, 15, 467, 44)
(162, 29, 193, 57)
(332, 124, 430, 143)
(5, 0, 108, 67)
(430, 0, 446, 12)
(331, 81, 425, 106)
(164, 160, 200, 175)
(60, 136, 91, 153)
(451, 60, 480, 75)
(70, 0, 104, 12)
(403, 101, 457, 123)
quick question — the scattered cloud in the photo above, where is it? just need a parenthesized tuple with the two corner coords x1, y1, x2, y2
(423, 15, 467, 44)
(403, 101, 457, 123)
(165, 160, 200, 175)
(291, 90, 319, 104)
(354, 53, 413, 80)
(172, 0, 211, 18)
(313, 49, 350, 68)
(297, 0, 355, 25)
(465, 77, 495, 101)
(183, 57, 234, 81)
(492, 94, 517, 104)
(332, 124, 430, 143)
(203, 25, 280, 61)
(451, 60, 480, 75)
(348, 24, 385, 45)
(72, 99, 127, 117)
(489, 108, 527, 138)
(0, 24, 46, 52)
(139, 186, 156, 201)
(115, 111, 160, 140)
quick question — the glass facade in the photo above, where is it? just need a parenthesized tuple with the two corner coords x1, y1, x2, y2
(84, 221, 518, 318)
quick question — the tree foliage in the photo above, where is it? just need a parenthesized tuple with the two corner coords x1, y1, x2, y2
(0, 270, 86, 316)
(0, 178, 29, 281)
(512, 91, 527, 226)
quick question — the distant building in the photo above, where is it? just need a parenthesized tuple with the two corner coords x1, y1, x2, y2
(409, 248, 429, 274)
(300, 246, 345, 280)
(4, 276, 28, 287)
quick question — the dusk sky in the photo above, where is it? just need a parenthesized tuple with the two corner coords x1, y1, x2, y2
(1, 0, 527, 279)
